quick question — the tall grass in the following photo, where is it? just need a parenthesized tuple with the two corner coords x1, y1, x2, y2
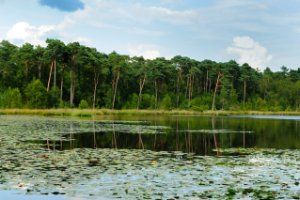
(0, 108, 299, 117)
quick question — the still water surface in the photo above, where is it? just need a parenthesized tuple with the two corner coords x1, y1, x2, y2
(0, 114, 300, 199)
(62, 115, 300, 155)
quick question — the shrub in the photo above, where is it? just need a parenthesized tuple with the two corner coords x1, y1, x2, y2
(0, 88, 22, 108)
(141, 93, 155, 109)
(190, 95, 212, 110)
(79, 99, 89, 109)
(160, 94, 172, 110)
(48, 86, 60, 108)
(25, 79, 48, 108)
(123, 93, 138, 109)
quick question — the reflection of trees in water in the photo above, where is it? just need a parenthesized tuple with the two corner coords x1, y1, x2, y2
(61, 117, 300, 155)
(212, 117, 220, 156)
(176, 117, 179, 151)
(69, 124, 74, 149)
(93, 119, 97, 149)
(153, 121, 157, 149)
(111, 123, 117, 149)
(185, 120, 193, 153)
(138, 133, 144, 149)
(243, 118, 246, 148)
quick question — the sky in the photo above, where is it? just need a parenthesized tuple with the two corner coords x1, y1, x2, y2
(0, 0, 300, 71)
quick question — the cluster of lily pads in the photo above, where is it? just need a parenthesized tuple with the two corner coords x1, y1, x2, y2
(1, 147, 300, 199)
(0, 115, 300, 199)
(0, 116, 170, 144)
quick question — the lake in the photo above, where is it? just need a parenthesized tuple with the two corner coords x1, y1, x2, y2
(0, 114, 300, 199)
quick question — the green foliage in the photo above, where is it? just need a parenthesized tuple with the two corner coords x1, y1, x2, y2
(123, 93, 138, 109)
(0, 88, 22, 108)
(0, 39, 300, 111)
(48, 86, 60, 108)
(25, 79, 48, 108)
(79, 99, 89, 109)
(140, 94, 155, 109)
(190, 95, 212, 111)
(159, 94, 173, 110)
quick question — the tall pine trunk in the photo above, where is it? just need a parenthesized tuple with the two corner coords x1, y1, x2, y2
(154, 80, 158, 109)
(212, 72, 223, 110)
(47, 60, 54, 92)
(176, 71, 181, 108)
(93, 71, 100, 109)
(112, 71, 120, 109)
(60, 65, 65, 102)
(205, 69, 209, 93)
(137, 75, 146, 109)
(70, 69, 75, 107)
(243, 80, 247, 106)
(53, 59, 57, 88)
(38, 64, 42, 80)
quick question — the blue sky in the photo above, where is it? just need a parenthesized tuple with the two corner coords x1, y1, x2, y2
(0, 0, 300, 71)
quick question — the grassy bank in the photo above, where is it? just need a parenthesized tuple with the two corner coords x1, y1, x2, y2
(0, 108, 300, 117)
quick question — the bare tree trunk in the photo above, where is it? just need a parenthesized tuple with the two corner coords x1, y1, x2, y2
(137, 75, 146, 109)
(188, 73, 194, 106)
(70, 69, 75, 107)
(243, 80, 247, 105)
(212, 72, 223, 110)
(112, 71, 120, 109)
(47, 60, 54, 92)
(93, 71, 100, 109)
(205, 69, 209, 93)
(38, 64, 42, 80)
(185, 74, 190, 99)
(53, 59, 57, 88)
(154, 80, 158, 109)
(60, 65, 64, 102)
(176, 71, 181, 109)
(25, 61, 29, 81)
(191, 74, 194, 99)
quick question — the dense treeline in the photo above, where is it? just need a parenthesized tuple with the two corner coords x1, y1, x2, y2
(0, 39, 300, 111)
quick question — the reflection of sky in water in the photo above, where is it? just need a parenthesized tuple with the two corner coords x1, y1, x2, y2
(229, 115, 300, 120)
(0, 190, 65, 200)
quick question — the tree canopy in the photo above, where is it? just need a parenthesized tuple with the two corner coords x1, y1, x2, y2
(0, 39, 299, 111)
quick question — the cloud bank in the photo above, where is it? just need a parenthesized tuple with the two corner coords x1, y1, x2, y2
(39, 0, 84, 12)
(227, 36, 272, 70)
(6, 22, 55, 46)
(128, 44, 161, 59)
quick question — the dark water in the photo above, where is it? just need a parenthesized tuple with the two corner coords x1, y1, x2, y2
(61, 115, 300, 155)
(1, 114, 300, 199)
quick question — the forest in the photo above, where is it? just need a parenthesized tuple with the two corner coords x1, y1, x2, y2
(0, 39, 300, 111)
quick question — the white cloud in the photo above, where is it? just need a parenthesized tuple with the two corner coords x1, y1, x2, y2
(6, 21, 55, 46)
(130, 4, 197, 25)
(227, 36, 272, 70)
(128, 44, 161, 59)
(58, 0, 198, 31)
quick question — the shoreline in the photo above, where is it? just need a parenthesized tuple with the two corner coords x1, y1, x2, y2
(0, 108, 300, 117)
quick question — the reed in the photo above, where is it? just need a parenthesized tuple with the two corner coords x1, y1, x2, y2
(0, 108, 299, 117)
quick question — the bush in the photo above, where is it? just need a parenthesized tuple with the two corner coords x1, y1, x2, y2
(190, 95, 212, 110)
(25, 79, 48, 108)
(160, 94, 173, 110)
(141, 93, 155, 109)
(79, 99, 89, 109)
(0, 88, 22, 108)
(48, 86, 60, 108)
(123, 93, 138, 109)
